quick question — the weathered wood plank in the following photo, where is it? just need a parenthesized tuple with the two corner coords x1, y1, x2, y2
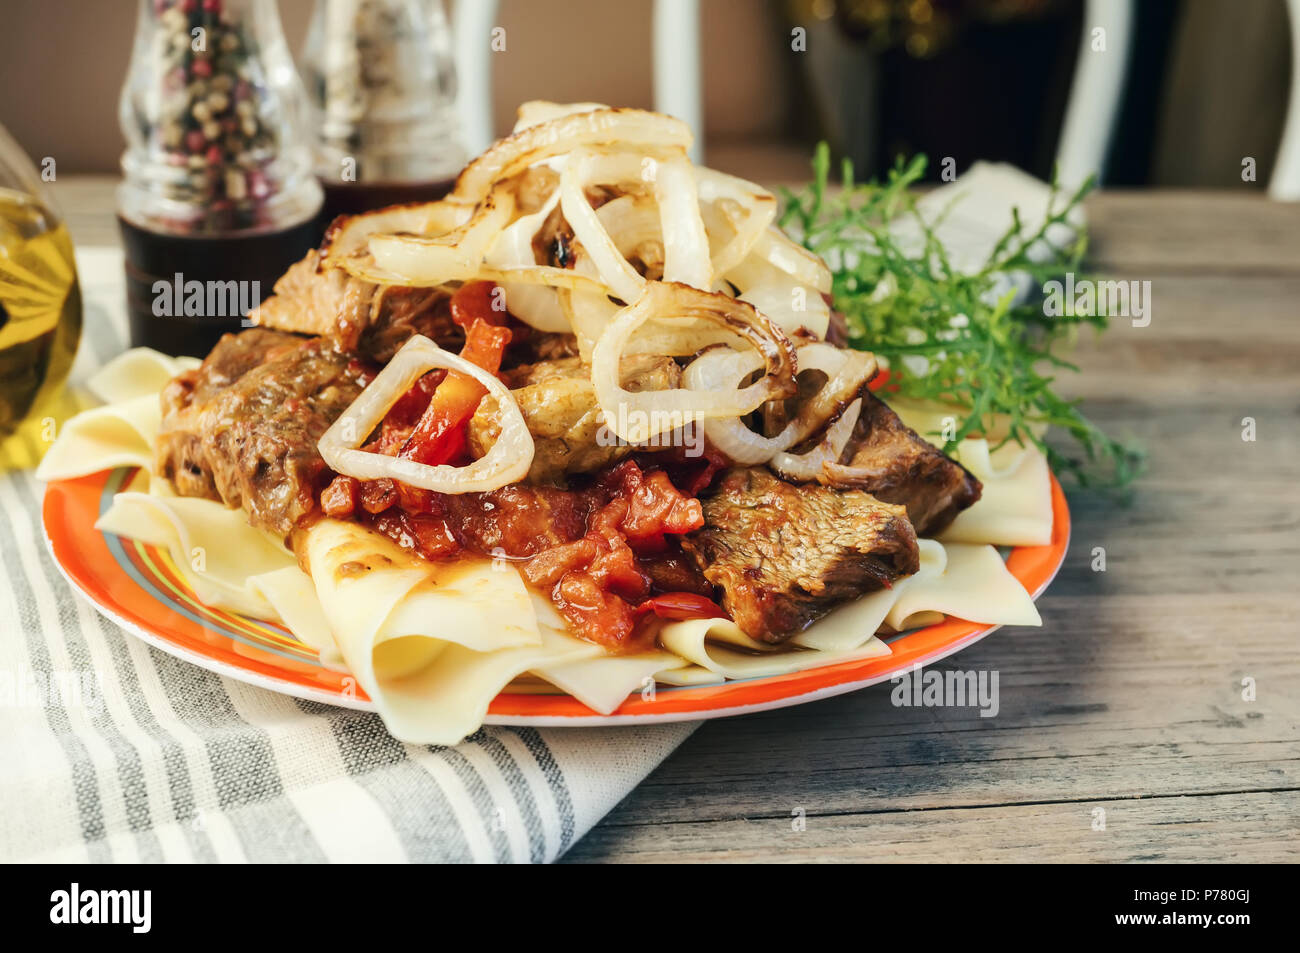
(565, 791, 1300, 863)
(1086, 192, 1300, 274)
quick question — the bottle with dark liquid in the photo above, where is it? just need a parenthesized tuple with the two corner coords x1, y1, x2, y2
(117, 0, 323, 357)
(299, 0, 467, 233)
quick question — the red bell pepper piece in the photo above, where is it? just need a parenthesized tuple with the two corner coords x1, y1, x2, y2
(398, 317, 510, 466)
(634, 592, 728, 621)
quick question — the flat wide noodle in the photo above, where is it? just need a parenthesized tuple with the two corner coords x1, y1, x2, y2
(95, 491, 296, 620)
(302, 519, 606, 743)
(885, 541, 1042, 629)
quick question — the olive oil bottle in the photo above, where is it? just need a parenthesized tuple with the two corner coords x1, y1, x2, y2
(0, 187, 82, 469)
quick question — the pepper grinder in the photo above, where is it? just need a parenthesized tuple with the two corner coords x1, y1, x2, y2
(299, 0, 467, 232)
(117, 0, 323, 357)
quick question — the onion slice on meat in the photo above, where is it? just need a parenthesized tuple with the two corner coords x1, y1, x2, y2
(452, 108, 693, 206)
(695, 168, 777, 276)
(592, 282, 797, 443)
(561, 151, 648, 303)
(483, 187, 572, 332)
(318, 335, 534, 494)
(771, 397, 863, 481)
(562, 150, 713, 302)
(320, 202, 471, 269)
(728, 227, 832, 296)
(653, 156, 713, 290)
(683, 342, 875, 464)
(362, 188, 517, 284)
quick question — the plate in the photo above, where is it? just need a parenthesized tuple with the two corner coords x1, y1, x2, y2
(43, 467, 1069, 726)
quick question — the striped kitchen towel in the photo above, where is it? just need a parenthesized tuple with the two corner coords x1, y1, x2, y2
(0, 247, 697, 863)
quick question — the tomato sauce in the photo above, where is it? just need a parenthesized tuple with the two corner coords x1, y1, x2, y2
(322, 459, 717, 651)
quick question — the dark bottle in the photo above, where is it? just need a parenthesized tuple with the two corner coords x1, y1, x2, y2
(117, 0, 323, 357)
(299, 0, 467, 235)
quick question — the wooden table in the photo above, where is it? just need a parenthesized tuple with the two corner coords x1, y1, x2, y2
(52, 180, 1300, 862)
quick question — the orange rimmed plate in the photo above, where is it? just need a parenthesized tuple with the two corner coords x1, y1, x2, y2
(43, 467, 1069, 726)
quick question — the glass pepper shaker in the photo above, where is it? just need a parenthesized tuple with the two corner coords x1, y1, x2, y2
(117, 0, 323, 357)
(299, 0, 467, 232)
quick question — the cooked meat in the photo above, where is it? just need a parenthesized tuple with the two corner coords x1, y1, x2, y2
(831, 392, 981, 536)
(468, 355, 681, 484)
(681, 467, 919, 643)
(515, 331, 580, 364)
(156, 328, 367, 537)
(249, 250, 459, 361)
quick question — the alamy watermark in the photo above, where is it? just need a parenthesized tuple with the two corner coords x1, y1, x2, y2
(595, 409, 706, 457)
(152, 272, 261, 322)
(1043, 272, 1151, 328)
(891, 664, 1000, 718)
(0, 665, 104, 714)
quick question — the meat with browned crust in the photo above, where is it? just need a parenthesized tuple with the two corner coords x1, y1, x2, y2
(681, 467, 919, 643)
(831, 392, 981, 536)
(248, 250, 461, 361)
(156, 328, 367, 537)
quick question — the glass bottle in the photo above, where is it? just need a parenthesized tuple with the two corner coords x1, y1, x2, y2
(299, 0, 466, 231)
(117, 0, 323, 357)
(0, 122, 82, 469)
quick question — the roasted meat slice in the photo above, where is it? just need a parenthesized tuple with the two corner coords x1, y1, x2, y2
(681, 467, 920, 643)
(830, 392, 981, 536)
(467, 354, 681, 484)
(156, 328, 367, 537)
(248, 250, 460, 361)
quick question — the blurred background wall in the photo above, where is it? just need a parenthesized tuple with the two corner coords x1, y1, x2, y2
(0, 0, 1291, 187)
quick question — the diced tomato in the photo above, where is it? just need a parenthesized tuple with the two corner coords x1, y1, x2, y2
(320, 475, 358, 518)
(358, 478, 398, 514)
(635, 592, 728, 621)
(371, 509, 460, 559)
(598, 461, 704, 542)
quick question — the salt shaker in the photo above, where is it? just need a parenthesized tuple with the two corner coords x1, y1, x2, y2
(299, 0, 467, 229)
(117, 0, 323, 356)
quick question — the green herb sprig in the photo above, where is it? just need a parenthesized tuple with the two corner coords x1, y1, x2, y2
(780, 143, 1143, 489)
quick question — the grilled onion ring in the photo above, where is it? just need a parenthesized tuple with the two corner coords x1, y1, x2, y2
(451, 108, 693, 206)
(592, 282, 797, 443)
(318, 335, 534, 494)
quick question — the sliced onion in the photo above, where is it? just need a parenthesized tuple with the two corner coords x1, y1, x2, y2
(561, 286, 621, 361)
(452, 108, 693, 206)
(653, 156, 712, 290)
(683, 342, 874, 464)
(771, 398, 863, 481)
(561, 150, 647, 303)
(364, 187, 516, 284)
(483, 187, 571, 332)
(592, 282, 797, 443)
(317, 334, 533, 494)
(695, 167, 776, 276)
(596, 194, 664, 271)
(319, 202, 471, 269)
(728, 227, 832, 295)
(512, 100, 607, 133)
(738, 280, 830, 339)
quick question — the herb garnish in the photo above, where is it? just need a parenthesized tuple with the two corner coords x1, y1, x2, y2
(780, 143, 1142, 488)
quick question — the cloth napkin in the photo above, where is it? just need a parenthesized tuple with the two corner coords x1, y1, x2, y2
(0, 247, 697, 863)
